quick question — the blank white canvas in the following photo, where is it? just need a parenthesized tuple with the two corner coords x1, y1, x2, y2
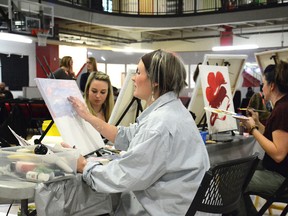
(255, 48, 288, 73)
(108, 69, 146, 127)
(35, 78, 104, 156)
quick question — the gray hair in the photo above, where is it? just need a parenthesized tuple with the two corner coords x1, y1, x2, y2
(145, 50, 187, 97)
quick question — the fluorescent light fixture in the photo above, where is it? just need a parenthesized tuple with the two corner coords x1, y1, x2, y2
(101, 56, 106, 61)
(0, 32, 33, 43)
(212, 44, 259, 51)
(112, 47, 154, 54)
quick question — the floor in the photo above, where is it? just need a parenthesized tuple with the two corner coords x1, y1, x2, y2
(0, 197, 286, 215)
(0, 203, 20, 216)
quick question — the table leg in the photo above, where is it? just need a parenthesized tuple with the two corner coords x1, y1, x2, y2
(20, 199, 28, 216)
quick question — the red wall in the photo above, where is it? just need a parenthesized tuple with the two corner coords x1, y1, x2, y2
(36, 44, 59, 78)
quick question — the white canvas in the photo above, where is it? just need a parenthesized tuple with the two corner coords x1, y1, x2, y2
(108, 69, 146, 127)
(35, 78, 105, 156)
(255, 48, 288, 73)
(199, 65, 238, 134)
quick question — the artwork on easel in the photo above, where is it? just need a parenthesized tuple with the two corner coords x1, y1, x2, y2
(188, 54, 247, 129)
(199, 65, 238, 134)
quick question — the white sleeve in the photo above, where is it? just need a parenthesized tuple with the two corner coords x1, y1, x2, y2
(83, 129, 168, 193)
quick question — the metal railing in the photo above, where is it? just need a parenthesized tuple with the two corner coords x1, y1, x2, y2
(51, 0, 288, 16)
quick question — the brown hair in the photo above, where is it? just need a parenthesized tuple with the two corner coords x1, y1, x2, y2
(264, 61, 288, 93)
(275, 60, 288, 93)
(141, 49, 187, 97)
(87, 57, 98, 72)
(60, 56, 73, 72)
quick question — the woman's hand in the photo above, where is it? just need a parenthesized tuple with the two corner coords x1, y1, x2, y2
(68, 96, 91, 121)
(77, 155, 87, 173)
(241, 117, 256, 131)
(61, 141, 87, 173)
(246, 108, 260, 124)
(61, 142, 73, 148)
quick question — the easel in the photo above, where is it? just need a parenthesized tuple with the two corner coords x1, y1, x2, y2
(189, 54, 248, 142)
(196, 60, 235, 137)
(108, 69, 145, 127)
(34, 56, 55, 144)
(115, 97, 143, 126)
(255, 48, 288, 73)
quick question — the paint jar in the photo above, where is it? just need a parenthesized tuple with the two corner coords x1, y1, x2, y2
(26, 171, 50, 182)
(239, 122, 244, 135)
(200, 131, 208, 144)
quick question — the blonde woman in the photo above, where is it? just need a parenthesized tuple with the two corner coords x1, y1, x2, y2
(84, 72, 114, 122)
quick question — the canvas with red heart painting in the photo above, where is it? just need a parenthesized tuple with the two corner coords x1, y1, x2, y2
(199, 65, 238, 134)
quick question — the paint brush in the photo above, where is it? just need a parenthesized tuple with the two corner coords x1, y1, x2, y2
(238, 108, 268, 113)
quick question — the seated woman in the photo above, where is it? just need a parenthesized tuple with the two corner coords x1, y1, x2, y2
(84, 72, 114, 122)
(68, 49, 210, 215)
(50, 56, 76, 80)
(240, 61, 288, 215)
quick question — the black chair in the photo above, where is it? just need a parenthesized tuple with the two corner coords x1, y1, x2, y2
(256, 177, 288, 216)
(185, 154, 259, 216)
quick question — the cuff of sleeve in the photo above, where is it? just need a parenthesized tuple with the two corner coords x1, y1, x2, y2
(82, 161, 102, 183)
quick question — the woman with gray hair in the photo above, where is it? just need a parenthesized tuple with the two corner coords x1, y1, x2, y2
(68, 49, 210, 215)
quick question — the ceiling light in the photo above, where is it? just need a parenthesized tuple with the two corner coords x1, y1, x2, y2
(0, 32, 32, 43)
(212, 44, 259, 51)
(101, 56, 106, 61)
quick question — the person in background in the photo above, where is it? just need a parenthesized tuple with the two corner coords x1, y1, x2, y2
(50, 56, 76, 79)
(239, 61, 288, 215)
(80, 57, 98, 92)
(247, 83, 271, 126)
(0, 82, 13, 100)
(67, 49, 210, 215)
(84, 72, 114, 122)
(112, 86, 119, 102)
(245, 86, 255, 99)
(233, 90, 242, 113)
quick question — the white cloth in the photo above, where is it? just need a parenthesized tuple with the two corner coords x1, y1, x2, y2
(83, 92, 210, 216)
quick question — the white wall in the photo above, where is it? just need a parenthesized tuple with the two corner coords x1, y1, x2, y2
(59, 45, 87, 75)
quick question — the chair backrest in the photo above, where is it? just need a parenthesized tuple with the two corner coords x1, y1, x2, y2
(185, 153, 259, 216)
